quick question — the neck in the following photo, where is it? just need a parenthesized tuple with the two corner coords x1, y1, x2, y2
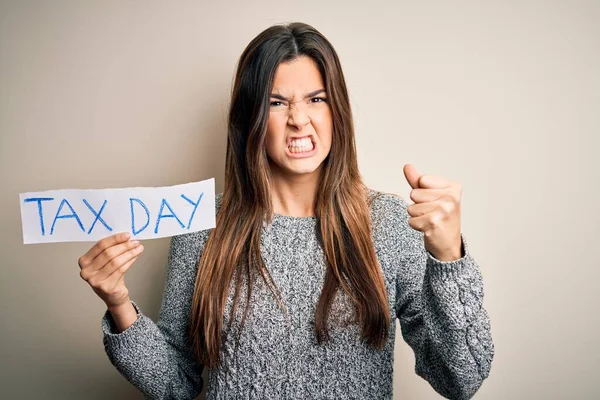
(269, 164, 321, 217)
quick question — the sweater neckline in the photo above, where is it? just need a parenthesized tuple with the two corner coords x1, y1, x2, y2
(272, 212, 318, 221)
(264, 212, 318, 231)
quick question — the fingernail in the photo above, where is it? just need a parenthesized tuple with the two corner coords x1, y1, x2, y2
(131, 240, 140, 245)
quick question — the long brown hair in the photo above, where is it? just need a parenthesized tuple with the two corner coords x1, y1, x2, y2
(189, 22, 390, 368)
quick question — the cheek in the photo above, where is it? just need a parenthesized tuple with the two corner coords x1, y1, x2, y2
(312, 114, 333, 145)
(265, 117, 284, 153)
(267, 116, 285, 137)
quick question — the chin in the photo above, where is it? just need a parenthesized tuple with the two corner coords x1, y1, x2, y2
(284, 159, 325, 176)
(268, 150, 329, 177)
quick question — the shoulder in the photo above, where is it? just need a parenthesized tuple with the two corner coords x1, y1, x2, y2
(366, 188, 423, 247)
(366, 187, 407, 208)
(366, 188, 409, 226)
(366, 189, 426, 277)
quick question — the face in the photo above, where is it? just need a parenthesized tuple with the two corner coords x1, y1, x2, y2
(265, 55, 333, 180)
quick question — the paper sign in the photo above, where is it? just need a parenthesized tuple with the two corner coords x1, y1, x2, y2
(19, 178, 216, 244)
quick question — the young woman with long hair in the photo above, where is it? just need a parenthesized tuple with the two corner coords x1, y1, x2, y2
(78, 22, 494, 399)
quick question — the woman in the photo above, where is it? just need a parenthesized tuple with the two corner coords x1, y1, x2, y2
(78, 22, 494, 399)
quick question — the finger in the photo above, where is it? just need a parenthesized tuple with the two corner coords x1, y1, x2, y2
(409, 188, 449, 204)
(92, 265, 130, 300)
(97, 255, 138, 294)
(93, 244, 143, 282)
(403, 164, 421, 189)
(91, 239, 141, 272)
(98, 255, 138, 291)
(81, 240, 140, 282)
(407, 201, 437, 218)
(109, 255, 138, 280)
(409, 210, 447, 232)
(417, 174, 453, 190)
(79, 232, 131, 268)
(408, 213, 433, 233)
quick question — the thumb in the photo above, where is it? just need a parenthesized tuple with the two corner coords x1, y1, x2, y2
(403, 164, 421, 189)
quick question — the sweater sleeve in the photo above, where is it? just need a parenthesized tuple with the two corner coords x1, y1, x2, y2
(376, 193, 494, 400)
(100, 229, 209, 400)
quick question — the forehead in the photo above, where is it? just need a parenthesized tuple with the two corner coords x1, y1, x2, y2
(271, 56, 324, 94)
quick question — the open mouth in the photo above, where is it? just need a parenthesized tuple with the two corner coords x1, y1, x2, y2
(287, 136, 315, 154)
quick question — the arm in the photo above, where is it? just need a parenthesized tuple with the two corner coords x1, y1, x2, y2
(379, 194, 494, 399)
(100, 230, 208, 400)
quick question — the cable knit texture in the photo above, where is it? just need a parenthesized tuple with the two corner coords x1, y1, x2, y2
(101, 190, 494, 399)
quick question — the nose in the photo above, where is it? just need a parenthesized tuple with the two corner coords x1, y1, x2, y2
(287, 104, 310, 130)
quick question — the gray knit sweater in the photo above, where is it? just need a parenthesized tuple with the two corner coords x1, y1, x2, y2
(101, 190, 494, 399)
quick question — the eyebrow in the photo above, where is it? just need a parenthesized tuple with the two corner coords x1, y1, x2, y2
(270, 89, 326, 102)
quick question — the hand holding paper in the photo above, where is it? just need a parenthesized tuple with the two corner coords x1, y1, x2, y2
(78, 232, 143, 324)
(17, 178, 217, 331)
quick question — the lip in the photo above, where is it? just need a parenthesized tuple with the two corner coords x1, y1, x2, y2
(285, 135, 317, 159)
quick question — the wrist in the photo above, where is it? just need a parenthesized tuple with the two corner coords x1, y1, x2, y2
(434, 250, 462, 262)
(429, 237, 465, 261)
(108, 298, 132, 315)
(107, 299, 138, 333)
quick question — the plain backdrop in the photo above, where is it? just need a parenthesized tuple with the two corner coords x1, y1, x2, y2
(1, 1, 598, 399)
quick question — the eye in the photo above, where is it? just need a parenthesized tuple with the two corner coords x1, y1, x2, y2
(310, 97, 328, 103)
(270, 101, 283, 107)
